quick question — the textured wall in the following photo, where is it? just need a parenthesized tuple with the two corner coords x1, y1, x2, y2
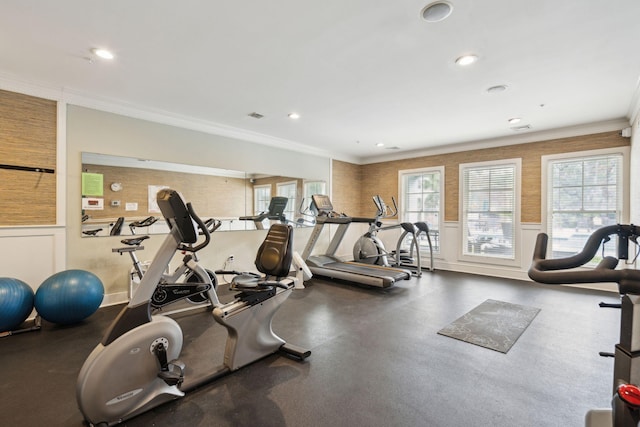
(0, 90, 57, 225)
(338, 131, 630, 223)
(331, 160, 363, 216)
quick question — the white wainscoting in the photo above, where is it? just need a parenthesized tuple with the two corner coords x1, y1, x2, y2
(0, 226, 66, 318)
(436, 221, 618, 292)
(0, 227, 66, 289)
(433, 221, 541, 281)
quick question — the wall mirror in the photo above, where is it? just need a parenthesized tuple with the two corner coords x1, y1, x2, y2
(81, 153, 322, 237)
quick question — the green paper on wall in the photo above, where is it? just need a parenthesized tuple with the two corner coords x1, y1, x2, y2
(82, 172, 104, 196)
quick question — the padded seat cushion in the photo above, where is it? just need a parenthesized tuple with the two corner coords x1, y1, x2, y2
(255, 224, 293, 278)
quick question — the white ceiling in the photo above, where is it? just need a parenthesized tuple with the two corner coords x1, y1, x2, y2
(1, 1, 639, 164)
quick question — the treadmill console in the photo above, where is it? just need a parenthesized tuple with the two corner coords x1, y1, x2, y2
(311, 194, 334, 215)
(310, 194, 350, 223)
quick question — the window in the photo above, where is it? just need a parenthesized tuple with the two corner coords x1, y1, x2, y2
(399, 167, 443, 253)
(276, 181, 297, 222)
(300, 181, 326, 225)
(460, 159, 520, 262)
(253, 185, 271, 215)
(543, 149, 627, 260)
(304, 181, 326, 200)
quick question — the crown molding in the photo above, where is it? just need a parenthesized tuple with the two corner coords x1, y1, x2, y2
(0, 73, 356, 162)
(1, 72, 633, 167)
(359, 118, 631, 165)
(0, 73, 64, 101)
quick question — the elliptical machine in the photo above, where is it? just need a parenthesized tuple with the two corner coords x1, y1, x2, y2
(529, 224, 640, 427)
(76, 189, 310, 426)
(353, 195, 433, 275)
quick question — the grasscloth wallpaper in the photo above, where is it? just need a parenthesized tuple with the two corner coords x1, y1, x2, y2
(0, 90, 57, 225)
(333, 131, 629, 223)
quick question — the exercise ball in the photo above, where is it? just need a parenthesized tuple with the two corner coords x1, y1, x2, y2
(0, 278, 34, 332)
(35, 270, 104, 325)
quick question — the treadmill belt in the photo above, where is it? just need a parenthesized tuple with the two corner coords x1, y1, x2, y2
(323, 261, 409, 281)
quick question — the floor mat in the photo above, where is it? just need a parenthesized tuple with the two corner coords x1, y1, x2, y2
(437, 299, 540, 353)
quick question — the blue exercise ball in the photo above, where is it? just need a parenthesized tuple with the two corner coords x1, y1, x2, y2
(0, 278, 34, 332)
(35, 270, 104, 325)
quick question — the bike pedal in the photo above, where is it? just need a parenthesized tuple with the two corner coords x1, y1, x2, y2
(169, 359, 185, 372)
(158, 359, 185, 386)
(157, 370, 183, 386)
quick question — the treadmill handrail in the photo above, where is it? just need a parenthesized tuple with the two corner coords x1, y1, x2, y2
(316, 215, 352, 224)
(350, 216, 378, 223)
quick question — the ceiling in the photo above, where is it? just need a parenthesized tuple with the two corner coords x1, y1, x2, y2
(1, 1, 639, 164)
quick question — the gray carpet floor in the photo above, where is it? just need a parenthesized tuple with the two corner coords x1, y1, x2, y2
(0, 270, 621, 426)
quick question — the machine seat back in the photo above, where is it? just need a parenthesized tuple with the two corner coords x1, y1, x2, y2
(255, 224, 294, 279)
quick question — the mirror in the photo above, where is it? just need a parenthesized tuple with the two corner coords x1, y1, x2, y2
(81, 153, 323, 237)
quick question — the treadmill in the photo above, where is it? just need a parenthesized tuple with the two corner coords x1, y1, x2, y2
(301, 194, 411, 288)
(239, 196, 289, 230)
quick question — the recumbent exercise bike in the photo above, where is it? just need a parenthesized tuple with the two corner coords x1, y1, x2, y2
(76, 189, 310, 426)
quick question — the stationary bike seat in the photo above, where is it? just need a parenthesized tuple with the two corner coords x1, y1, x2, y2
(82, 228, 103, 236)
(121, 235, 150, 246)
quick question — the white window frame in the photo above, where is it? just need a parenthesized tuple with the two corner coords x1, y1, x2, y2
(303, 180, 327, 202)
(541, 147, 629, 260)
(253, 184, 271, 215)
(302, 180, 326, 214)
(459, 158, 521, 267)
(276, 180, 297, 222)
(398, 166, 444, 255)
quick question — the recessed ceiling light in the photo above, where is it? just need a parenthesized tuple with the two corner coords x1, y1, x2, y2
(376, 143, 385, 147)
(508, 117, 521, 124)
(421, 1, 453, 22)
(288, 112, 300, 119)
(455, 54, 478, 66)
(487, 84, 508, 94)
(91, 48, 114, 60)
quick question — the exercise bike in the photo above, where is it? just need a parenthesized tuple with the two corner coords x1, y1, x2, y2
(112, 219, 222, 315)
(77, 189, 310, 426)
(528, 224, 640, 427)
(353, 195, 433, 275)
(128, 215, 158, 235)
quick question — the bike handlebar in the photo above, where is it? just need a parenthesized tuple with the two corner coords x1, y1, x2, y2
(178, 202, 211, 253)
(528, 224, 640, 295)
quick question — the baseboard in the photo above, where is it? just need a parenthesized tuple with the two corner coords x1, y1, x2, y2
(101, 291, 129, 307)
(432, 261, 618, 294)
(434, 260, 530, 282)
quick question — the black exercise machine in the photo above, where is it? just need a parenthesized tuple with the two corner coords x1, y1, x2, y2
(529, 224, 640, 427)
(239, 196, 289, 230)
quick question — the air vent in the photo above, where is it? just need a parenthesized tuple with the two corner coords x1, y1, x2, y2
(487, 85, 508, 94)
(385, 146, 401, 150)
(421, 2, 453, 22)
(511, 125, 532, 131)
(248, 112, 264, 119)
